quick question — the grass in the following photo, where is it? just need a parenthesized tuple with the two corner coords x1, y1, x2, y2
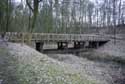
(0, 48, 19, 84)
(16, 55, 96, 84)
(0, 46, 97, 84)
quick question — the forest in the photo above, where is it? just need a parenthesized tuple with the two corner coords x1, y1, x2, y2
(0, 0, 125, 34)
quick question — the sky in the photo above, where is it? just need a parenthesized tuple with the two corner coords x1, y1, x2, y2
(15, 0, 21, 2)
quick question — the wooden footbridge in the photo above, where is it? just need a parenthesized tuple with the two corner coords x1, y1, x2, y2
(4, 32, 110, 52)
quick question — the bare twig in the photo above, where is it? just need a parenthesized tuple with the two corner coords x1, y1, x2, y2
(26, 0, 34, 11)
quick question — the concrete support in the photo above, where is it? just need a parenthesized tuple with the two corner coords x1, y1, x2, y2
(57, 42, 68, 49)
(36, 42, 44, 52)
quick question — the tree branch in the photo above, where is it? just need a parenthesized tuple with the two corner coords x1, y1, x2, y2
(26, 0, 34, 11)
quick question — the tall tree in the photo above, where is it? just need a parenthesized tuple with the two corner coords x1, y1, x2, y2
(0, 0, 14, 32)
(26, 0, 43, 32)
(87, 1, 94, 26)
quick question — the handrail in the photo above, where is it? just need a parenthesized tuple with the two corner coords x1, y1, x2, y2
(2, 32, 110, 42)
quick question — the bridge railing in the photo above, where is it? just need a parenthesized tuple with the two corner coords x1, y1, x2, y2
(3, 32, 109, 42)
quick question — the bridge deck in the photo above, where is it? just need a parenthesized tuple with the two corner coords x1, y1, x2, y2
(5, 32, 110, 42)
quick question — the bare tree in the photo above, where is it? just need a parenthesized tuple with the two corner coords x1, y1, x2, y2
(26, 0, 43, 32)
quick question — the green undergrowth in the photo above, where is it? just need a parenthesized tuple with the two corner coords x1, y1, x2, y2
(0, 47, 97, 84)
(16, 55, 96, 84)
(0, 47, 19, 84)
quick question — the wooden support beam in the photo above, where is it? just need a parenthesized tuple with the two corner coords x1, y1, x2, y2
(87, 41, 98, 48)
(57, 42, 68, 49)
(87, 41, 109, 48)
(74, 41, 85, 48)
(36, 42, 44, 52)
